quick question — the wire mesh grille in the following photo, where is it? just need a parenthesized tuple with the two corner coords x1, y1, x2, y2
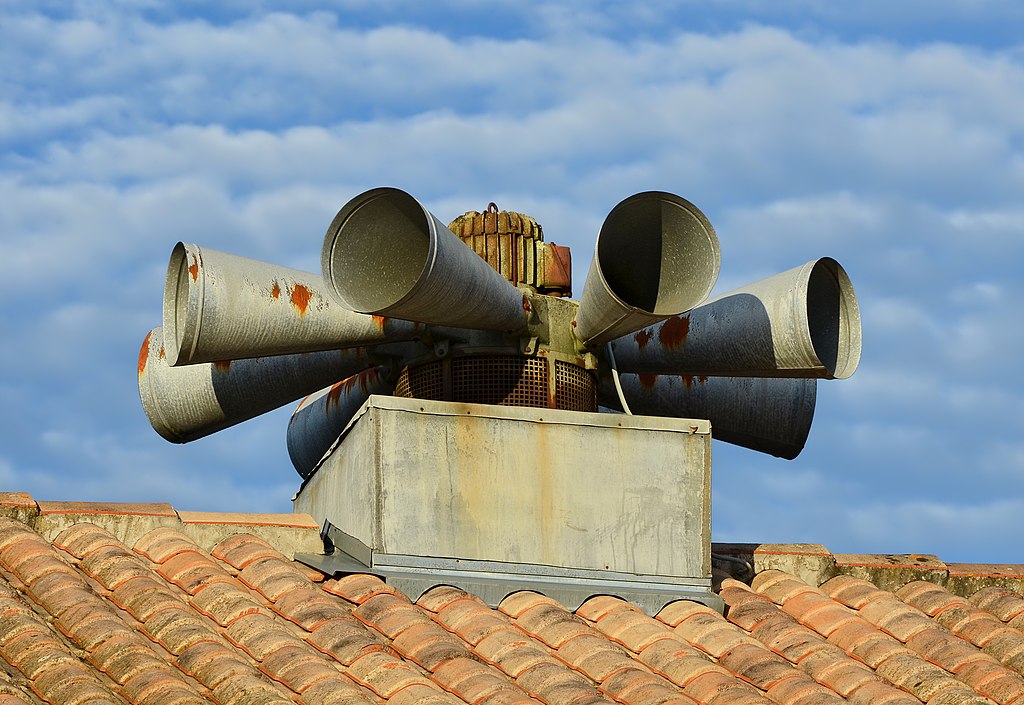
(394, 354, 595, 411)
(394, 359, 444, 400)
(452, 355, 549, 408)
(555, 360, 597, 412)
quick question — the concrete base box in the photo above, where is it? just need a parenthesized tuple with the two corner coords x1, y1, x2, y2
(294, 396, 718, 613)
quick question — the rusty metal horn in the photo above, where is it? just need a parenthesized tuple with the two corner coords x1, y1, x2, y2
(138, 327, 377, 443)
(287, 367, 395, 479)
(601, 373, 816, 460)
(164, 242, 421, 366)
(610, 257, 861, 379)
(320, 187, 529, 333)
(573, 192, 720, 347)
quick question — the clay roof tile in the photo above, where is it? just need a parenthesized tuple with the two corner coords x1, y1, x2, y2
(8, 492, 1024, 705)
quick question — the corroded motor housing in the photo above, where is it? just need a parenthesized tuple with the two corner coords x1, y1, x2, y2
(389, 205, 593, 411)
(447, 204, 572, 298)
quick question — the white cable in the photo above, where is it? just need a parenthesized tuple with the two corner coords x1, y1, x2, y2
(606, 342, 633, 415)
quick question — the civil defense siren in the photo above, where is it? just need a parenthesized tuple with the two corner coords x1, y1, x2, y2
(138, 187, 862, 474)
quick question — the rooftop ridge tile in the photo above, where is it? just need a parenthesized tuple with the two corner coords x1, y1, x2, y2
(390, 619, 474, 672)
(416, 585, 476, 614)
(557, 633, 634, 678)
(436, 592, 518, 646)
(508, 602, 594, 650)
(431, 655, 531, 703)
(51, 522, 122, 559)
(177, 510, 318, 529)
(322, 574, 398, 605)
(36, 501, 177, 518)
(345, 649, 437, 699)
(514, 660, 607, 705)
(972, 588, 1024, 622)
(475, 627, 557, 678)
(353, 592, 431, 640)
(271, 585, 353, 631)
(305, 615, 390, 666)
(132, 527, 204, 564)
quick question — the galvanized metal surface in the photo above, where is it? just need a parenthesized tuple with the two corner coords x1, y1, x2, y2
(164, 242, 420, 366)
(573, 192, 721, 346)
(600, 373, 817, 460)
(137, 327, 376, 443)
(294, 396, 711, 579)
(287, 367, 394, 479)
(297, 523, 722, 615)
(321, 187, 529, 332)
(610, 257, 862, 379)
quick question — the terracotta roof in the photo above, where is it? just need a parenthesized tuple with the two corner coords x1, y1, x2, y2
(2, 492, 1024, 705)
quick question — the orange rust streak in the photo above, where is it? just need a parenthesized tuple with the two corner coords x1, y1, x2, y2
(325, 380, 345, 411)
(271, 282, 281, 300)
(638, 373, 658, 391)
(634, 329, 652, 351)
(214, 361, 232, 373)
(358, 368, 375, 394)
(138, 331, 152, 378)
(290, 284, 313, 316)
(158, 347, 165, 359)
(371, 315, 386, 331)
(658, 315, 689, 349)
(189, 254, 199, 283)
(682, 375, 694, 391)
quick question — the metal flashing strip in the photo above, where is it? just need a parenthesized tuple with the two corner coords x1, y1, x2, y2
(364, 394, 712, 435)
(296, 524, 723, 616)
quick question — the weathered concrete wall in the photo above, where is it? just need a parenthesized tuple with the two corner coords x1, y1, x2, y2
(295, 396, 711, 579)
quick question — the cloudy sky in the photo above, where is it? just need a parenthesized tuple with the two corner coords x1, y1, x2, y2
(2, 1, 1022, 563)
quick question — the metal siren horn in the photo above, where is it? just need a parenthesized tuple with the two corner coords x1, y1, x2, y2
(287, 367, 395, 479)
(573, 192, 721, 347)
(611, 257, 862, 379)
(601, 374, 817, 459)
(138, 327, 377, 443)
(164, 242, 421, 366)
(320, 187, 529, 333)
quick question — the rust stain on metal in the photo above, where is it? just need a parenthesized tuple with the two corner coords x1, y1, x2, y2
(638, 373, 658, 390)
(325, 386, 343, 411)
(158, 347, 165, 359)
(138, 331, 152, 378)
(325, 380, 346, 411)
(358, 367, 379, 394)
(659, 315, 690, 349)
(271, 282, 281, 300)
(326, 370, 375, 412)
(214, 361, 231, 373)
(634, 329, 653, 351)
(289, 283, 313, 316)
(371, 315, 386, 331)
(188, 251, 201, 282)
(682, 375, 694, 391)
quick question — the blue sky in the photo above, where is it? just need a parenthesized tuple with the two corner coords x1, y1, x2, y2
(2, 1, 1022, 563)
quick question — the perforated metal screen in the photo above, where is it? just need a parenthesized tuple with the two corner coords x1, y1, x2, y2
(394, 354, 595, 412)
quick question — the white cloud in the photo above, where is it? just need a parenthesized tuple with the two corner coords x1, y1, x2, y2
(2, 5, 1024, 563)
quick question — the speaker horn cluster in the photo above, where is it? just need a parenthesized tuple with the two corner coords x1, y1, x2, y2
(138, 187, 861, 471)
